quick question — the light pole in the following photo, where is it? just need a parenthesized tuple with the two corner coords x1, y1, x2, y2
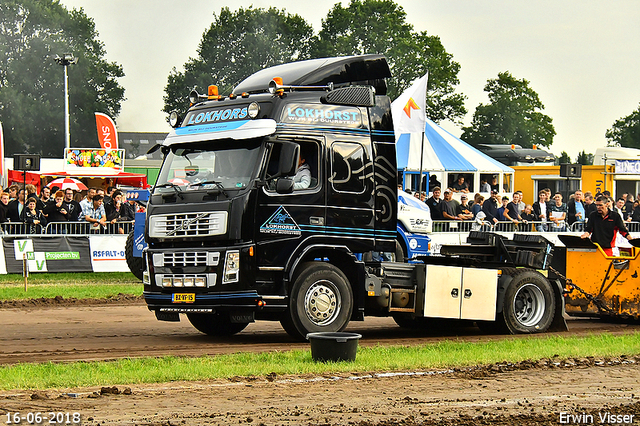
(54, 53, 78, 152)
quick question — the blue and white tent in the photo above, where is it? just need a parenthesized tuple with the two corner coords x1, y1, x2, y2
(396, 118, 514, 194)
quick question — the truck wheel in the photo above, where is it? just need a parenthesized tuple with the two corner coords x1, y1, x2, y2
(502, 270, 555, 334)
(125, 231, 145, 281)
(187, 313, 249, 336)
(285, 262, 353, 340)
(393, 239, 406, 262)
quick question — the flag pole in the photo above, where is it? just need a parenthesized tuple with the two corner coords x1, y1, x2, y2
(0, 121, 5, 188)
(418, 132, 425, 194)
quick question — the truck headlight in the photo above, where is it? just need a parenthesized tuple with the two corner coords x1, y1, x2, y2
(223, 251, 240, 284)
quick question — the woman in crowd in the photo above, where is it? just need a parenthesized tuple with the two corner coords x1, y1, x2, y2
(43, 190, 69, 233)
(106, 190, 135, 234)
(24, 197, 47, 234)
(471, 193, 484, 218)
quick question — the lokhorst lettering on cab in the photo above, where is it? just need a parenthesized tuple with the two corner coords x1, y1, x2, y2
(184, 107, 249, 126)
(282, 104, 362, 127)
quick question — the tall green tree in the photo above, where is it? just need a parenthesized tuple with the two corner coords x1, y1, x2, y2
(163, 7, 314, 116)
(311, 0, 466, 123)
(0, 0, 124, 156)
(576, 150, 594, 165)
(461, 71, 555, 149)
(605, 103, 640, 148)
(556, 151, 571, 164)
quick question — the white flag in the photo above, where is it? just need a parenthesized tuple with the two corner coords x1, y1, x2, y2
(391, 72, 428, 134)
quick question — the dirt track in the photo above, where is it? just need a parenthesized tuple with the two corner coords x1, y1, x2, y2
(1, 299, 640, 425)
(1, 357, 639, 425)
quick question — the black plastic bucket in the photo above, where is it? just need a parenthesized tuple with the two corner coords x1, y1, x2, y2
(306, 332, 362, 362)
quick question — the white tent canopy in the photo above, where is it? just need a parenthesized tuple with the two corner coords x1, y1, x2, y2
(396, 118, 514, 194)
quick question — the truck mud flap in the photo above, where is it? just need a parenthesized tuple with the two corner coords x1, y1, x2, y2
(548, 279, 568, 332)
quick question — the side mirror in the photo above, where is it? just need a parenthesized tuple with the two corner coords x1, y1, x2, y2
(279, 142, 300, 177)
(276, 178, 294, 194)
(147, 143, 162, 155)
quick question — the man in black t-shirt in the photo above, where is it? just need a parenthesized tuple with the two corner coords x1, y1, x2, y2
(504, 192, 523, 223)
(581, 195, 632, 256)
(62, 189, 82, 221)
(425, 187, 443, 220)
(451, 175, 469, 193)
(481, 189, 500, 224)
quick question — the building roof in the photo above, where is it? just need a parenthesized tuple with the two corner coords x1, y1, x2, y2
(118, 131, 168, 160)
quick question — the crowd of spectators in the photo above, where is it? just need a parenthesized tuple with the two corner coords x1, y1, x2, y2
(0, 184, 138, 234)
(405, 183, 640, 234)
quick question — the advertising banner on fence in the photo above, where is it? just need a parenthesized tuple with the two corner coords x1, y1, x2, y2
(3, 237, 92, 274)
(89, 235, 129, 272)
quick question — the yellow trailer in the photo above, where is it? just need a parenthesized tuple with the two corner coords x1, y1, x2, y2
(554, 235, 640, 320)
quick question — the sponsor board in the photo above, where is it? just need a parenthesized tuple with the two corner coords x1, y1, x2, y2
(9, 238, 89, 273)
(89, 235, 130, 272)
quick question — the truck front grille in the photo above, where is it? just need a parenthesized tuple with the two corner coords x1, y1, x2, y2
(163, 252, 208, 267)
(149, 212, 227, 238)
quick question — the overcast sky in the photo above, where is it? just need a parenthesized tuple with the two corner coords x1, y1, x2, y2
(58, 0, 640, 159)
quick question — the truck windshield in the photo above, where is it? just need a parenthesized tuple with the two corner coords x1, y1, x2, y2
(155, 139, 262, 192)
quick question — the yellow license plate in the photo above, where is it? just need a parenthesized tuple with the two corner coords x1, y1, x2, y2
(172, 293, 195, 303)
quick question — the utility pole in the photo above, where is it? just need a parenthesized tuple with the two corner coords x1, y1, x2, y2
(54, 53, 78, 151)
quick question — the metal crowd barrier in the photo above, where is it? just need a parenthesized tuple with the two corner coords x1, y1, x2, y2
(430, 220, 638, 234)
(1, 221, 134, 236)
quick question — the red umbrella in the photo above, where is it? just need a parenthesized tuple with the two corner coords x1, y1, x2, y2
(47, 177, 88, 191)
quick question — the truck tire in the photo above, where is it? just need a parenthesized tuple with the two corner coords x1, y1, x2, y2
(125, 231, 145, 281)
(394, 239, 406, 262)
(502, 270, 555, 334)
(284, 262, 353, 340)
(187, 313, 249, 336)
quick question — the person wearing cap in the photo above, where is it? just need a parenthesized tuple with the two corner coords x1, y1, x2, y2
(460, 194, 471, 211)
(481, 189, 500, 224)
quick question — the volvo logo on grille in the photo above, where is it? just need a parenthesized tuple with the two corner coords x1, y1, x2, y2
(167, 213, 208, 236)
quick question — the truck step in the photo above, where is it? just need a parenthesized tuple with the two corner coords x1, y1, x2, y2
(387, 287, 416, 313)
(388, 307, 416, 313)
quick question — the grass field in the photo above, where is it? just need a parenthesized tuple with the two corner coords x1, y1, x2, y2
(0, 273, 141, 300)
(1, 273, 639, 393)
(1, 332, 638, 391)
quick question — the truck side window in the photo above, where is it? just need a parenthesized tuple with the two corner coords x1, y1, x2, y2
(265, 141, 319, 192)
(331, 142, 365, 194)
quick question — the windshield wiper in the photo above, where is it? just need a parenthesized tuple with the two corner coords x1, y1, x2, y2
(154, 183, 184, 199)
(188, 180, 229, 198)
